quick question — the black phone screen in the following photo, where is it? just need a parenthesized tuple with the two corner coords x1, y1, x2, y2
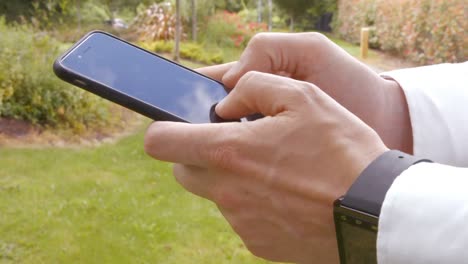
(61, 32, 227, 123)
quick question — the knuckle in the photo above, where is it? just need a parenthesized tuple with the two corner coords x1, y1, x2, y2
(248, 32, 272, 48)
(199, 129, 242, 171)
(236, 70, 262, 90)
(241, 70, 261, 81)
(299, 81, 319, 99)
(287, 81, 318, 105)
(206, 144, 239, 171)
(304, 32, 328, 45)
(197, 127, 245, 170)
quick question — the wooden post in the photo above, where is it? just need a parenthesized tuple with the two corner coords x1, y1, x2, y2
(360, 27, 370, 59)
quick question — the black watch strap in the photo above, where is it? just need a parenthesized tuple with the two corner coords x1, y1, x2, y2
(341, 150, 431, 217)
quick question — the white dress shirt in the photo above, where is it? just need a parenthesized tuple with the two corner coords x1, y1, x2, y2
(377, 62, 468, 263)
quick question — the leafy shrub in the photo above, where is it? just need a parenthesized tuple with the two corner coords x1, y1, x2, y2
(0, 18, 116, 131)
(132, 3, 181, 42)
(334, 0, 377, 44)
(201, 11, 267, 48)
(180, 42, 224, 64)
(140, 41, 174, 53)
(375, 0, 466, 64)
(140, 41, 224, 65)
(334, 0, 466, 64)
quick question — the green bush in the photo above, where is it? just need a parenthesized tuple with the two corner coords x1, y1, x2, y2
(140, 41, 174, 53)
(334, 0, 466, 64)
(201, 12, 240, 48)
(200, 11, 267, 49)
(334, 0, 379, 44)
(180, 42, 224, 64)
(375, 0, 466, 64)
(0, 18, 116, 131)
(140, 41, 224, 65)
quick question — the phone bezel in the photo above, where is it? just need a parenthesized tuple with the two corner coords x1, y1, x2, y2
(53, 30, 227, 123)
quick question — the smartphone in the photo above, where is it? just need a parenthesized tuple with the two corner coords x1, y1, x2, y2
(53, 31, 228, 123)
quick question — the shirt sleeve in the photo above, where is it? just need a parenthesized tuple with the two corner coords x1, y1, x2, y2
(377, 163, 468, 264)
(377, 62, 468, 263)
(381, 62, 468, 166)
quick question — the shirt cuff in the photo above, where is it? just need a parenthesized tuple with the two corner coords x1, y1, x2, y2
(377, 162, 468, 264)
(381, 62, 468, 167)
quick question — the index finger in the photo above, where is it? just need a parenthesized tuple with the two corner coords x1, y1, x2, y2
(195, 62, 237, 84)
(144, 121, 246, 170)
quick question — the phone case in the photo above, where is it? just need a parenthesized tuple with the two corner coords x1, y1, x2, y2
(53, 30, 223, 123)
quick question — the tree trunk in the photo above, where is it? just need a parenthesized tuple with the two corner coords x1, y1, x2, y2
(191, 0, 197, 41)
(257, 0, 262, 23)
(174, 0, 181, 62)
(289, 14, 294, 32)
(268, 0, 272, 31)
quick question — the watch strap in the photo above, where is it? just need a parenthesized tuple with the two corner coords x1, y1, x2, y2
(341, 150, 431, 217)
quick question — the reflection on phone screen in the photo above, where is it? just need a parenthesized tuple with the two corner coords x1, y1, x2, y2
(62, 33, 227, 123)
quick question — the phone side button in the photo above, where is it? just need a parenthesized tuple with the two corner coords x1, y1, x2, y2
(74, 79, 87, 87)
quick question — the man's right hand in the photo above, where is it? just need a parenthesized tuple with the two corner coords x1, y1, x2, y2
(198, 32, 413, 153)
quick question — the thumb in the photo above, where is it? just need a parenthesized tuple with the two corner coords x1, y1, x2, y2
(216, 71, 313, 120)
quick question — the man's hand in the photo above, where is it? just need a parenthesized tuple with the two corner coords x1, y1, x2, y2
(145, 72, 388, 263)
(199, 32, 412, 154)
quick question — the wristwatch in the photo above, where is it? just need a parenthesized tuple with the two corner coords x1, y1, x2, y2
(333, 150, 431, 264)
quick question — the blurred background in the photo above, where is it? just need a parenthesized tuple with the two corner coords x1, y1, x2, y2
(0, 0, 465, 263)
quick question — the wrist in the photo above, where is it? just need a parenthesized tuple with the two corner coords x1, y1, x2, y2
(379, 79, 413, 154)
(337, 131, 389, 199)
(334, 150, 432, 263)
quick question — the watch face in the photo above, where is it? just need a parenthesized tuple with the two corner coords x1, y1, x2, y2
(334, 202, 379, 264)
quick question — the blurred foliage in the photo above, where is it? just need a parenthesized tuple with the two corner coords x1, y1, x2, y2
(273, 0, 336, 30)
(301, 0, 336, 30)
(0, 18, 120, 131)
(0, 0, 157, 22)
(132, 3, 180, 42)
(140, 40, 175, 54)
(133, 3, 265, 61)
(179, 42, 223, 64)
(0, 1, 35, 22)
(273, 0, 312, 18)
(200, 11, 267, 48)
(140, 41, 223, 65)
(131, 0, 255, 42)
(335, 0, 466, 64)
(333, 0, 378, 45)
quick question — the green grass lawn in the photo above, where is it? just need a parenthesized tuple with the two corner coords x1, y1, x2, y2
(0, 127, 271, 264)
